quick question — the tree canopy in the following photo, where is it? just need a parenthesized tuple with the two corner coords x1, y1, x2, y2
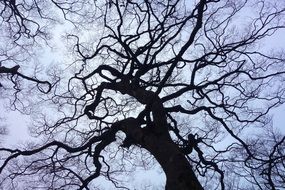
(1, 0, 285, 189)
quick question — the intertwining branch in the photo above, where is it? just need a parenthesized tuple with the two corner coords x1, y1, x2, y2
(1, 0, 285, 189)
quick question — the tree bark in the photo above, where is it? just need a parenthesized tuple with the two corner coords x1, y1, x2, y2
(119, 104, 203, 189)
(112, 83, 203, 189)
(142, 130, 203, 190)
(121, 120, 203, 190)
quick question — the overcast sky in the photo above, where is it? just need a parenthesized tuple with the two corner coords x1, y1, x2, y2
(1, 1, 285, 189)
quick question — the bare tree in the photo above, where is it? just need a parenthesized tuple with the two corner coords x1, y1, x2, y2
(1, 0, 285, 189)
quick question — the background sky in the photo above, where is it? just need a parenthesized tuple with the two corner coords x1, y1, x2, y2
(1, 1, 285, 189)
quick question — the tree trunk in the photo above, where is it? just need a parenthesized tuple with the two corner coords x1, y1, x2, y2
(120, 118, 203, 190)
(117, 86, 203, 189)
(141, 130, 203, 190)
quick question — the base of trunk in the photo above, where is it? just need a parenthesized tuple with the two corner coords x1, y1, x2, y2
(141, 131, 203, 190)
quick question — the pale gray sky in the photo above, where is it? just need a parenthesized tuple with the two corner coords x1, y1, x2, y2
(1, 1, 285, 189)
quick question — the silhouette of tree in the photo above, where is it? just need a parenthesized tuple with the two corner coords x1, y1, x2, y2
(1, 0, 285, 189)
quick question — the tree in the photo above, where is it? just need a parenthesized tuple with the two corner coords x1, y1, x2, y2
(1, 0, 285, 189)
